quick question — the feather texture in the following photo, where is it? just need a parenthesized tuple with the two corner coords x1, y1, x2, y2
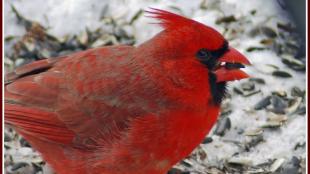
(145, 8, 196, 30)
(4, 9, 250, 174)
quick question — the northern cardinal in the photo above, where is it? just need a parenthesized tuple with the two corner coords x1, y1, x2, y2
(5, 9, 250, 174)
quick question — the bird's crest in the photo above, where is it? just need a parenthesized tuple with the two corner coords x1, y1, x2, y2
(145, 8, 197, 30)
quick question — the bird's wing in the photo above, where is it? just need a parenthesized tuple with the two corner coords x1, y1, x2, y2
(5, 45, 150, 148)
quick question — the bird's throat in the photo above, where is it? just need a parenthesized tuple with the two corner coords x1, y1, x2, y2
(208, 72, 227, 105)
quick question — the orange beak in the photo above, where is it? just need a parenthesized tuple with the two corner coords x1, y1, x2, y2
(214, 47, 251, 83)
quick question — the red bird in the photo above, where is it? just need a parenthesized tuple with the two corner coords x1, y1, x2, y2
(5, 9, 250, 174)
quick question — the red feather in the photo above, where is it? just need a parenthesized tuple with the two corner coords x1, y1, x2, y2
(145, 8, 196, 30)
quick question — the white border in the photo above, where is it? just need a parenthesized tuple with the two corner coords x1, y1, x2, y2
(305, 0, 308, 172)
(2, 0, 5, 173)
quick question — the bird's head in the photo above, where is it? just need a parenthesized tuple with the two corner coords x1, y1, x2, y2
(142, 8, 251, 105)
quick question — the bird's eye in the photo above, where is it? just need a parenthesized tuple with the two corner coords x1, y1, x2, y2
(196, 48, 212, 60)
(196, 48, 217, 69)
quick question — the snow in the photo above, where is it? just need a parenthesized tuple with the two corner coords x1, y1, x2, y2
(4, 0, 306, 173)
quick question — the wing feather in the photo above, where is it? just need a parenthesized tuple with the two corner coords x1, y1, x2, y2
(5, 45, 142, 149)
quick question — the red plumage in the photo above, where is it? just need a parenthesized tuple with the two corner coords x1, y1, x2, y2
(5, 9, 250, 174)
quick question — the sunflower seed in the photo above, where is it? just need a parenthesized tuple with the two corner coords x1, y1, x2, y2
(168, 168, 190, 174)
(197, 148, 207, 161)
(267, 113, 288, 123)
(281, 54, 305, 71)
(256, 64, 279, 74)
(248, 27, 260, 37)
(31, 162, 43, 173)
(246, 47, 266, 52)
(243, 90, 261, 97)
(30, 155, 43, 163)
(202, 137, 213, 144)
(91, 35, 118, 48)
(11, 162, 29, 171)
(78, 30, 89, 46)
(254, 96, 271, 110)
(261, 26, 277, 38)
(199, 0, 208, 10)
(5, 35, 16, 42)
(181, 159, 193, 168)
(214, 116, 231, 136)
(269, 95, 287, 114)
(216, 15, 237, 24)
(261, 121, 283, 128)
(286, 40, 299, 50)
(272, 70, 292, 78)
(277, 22, 295, 32)
(291, 86, 305, 97)
(271, 90, 287, 98)
(281, 157, 300, 174)
(168, 6, 183, 14)
(260, 38, 274, 45)
(285, 97, 302, 115)
(4, 133, 12, 142)
(245, 134, 264, 149)
(250, 10, 257, 15)
(241, 82, 255, 91)
(244, 128, 264, 136)
(233, 87, 244, 95)
(225, 62, 245, 69)
(295, 106, 306, 115)
(206, 167, 225, 174)
(270, 158, 285, 172)
(228, 157, 253, 166)
(294, 142, 305, 150)
(249, 78, 265, 84)
(129, 9, 143, 25)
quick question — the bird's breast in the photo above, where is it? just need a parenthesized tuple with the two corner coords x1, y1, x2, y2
(101, 106, 220, 174)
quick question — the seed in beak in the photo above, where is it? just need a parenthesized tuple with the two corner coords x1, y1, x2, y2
(225, 63, 245, 69)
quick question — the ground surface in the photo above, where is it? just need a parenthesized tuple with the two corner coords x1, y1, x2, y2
(4, 0, 306, 174)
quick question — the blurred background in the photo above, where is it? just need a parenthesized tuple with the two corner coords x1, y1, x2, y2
(4, 0, 306, 174)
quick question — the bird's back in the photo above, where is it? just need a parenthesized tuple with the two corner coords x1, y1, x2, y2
(5, 45, 149, 173)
